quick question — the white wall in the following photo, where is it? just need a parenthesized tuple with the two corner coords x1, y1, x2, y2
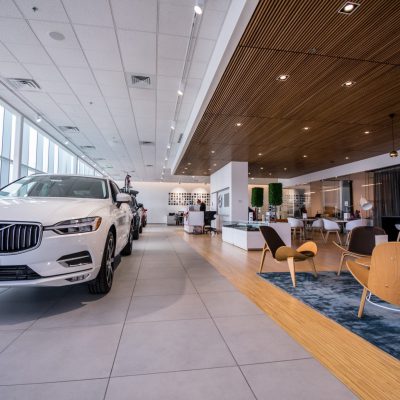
(210, 161, 248, 221)
(116, 181, 209, 224)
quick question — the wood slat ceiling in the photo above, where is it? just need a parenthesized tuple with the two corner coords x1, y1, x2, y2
(177, 0, 400, 178)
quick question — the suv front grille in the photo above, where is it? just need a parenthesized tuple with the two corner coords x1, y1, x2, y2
(0, 265, 41, 281)
(0, 222, 42, 254)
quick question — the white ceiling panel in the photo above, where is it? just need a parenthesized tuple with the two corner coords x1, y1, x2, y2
(188, 61, 208, 79)
(93, 70, 127, 98)
(158, 57, 184, 78)
(15, 0, 68, 22)
(129, 88, 156, 102)
(29, 20, 80, 49)
(157, 89, 177, 103)
(158, 2, 193, 37)
(62, 0, 113, 27)
(67, 82, 102, 97)
(192, 38, 216, 63)
(45, 47, 87, 67)
(141, 145, 155, 164)
(198, 7, 226, 40)
(157, 102, 175, 120)
(118, 30, 156, 74)
(0, 17, 39, 45)
(59, 66, 96, 85)
(111, 0, 157, 32)
(158, 34, 188, 60)
(133, 99, 155, 117)
(0, 61, 30, 79)
(0, 0, 23, 18)
(85, 49, 123, 71)
(157, 75, 180, 92)
(23, 63, 64, 81)
(7, 43, 53, 64)
(136, 118, 155, 135)
(74, 25, 118, 52)
(49, 92, 79, 105)
(206, 0, 231, 12)
(0, 43, 16, 62)
(39, 79, 72, 94)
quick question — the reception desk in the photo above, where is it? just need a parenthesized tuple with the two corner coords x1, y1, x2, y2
(184, 211, 204, 233)
(222, 222, 291, 251)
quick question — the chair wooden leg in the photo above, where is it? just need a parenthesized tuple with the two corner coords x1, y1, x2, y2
(259, 244, 268, 273)
(309, 257, 318, 277)
(336, 231, 342, 245)
(337, 252, 346, 276)
(287, 257, 296, 287)
(358, 287, 368, 318)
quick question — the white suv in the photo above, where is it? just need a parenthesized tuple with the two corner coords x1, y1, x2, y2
(0, 174, 133, 294)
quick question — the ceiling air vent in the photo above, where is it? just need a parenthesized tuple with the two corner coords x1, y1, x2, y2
(145, 164, 154, 167)
(59, 126, 79, 133)
(140, 141, 155, 146)
(126, 73, 156, 89)
(80, 145, 95, 150)
(177, 133, 184, 143)
(7, 78, 41, 91)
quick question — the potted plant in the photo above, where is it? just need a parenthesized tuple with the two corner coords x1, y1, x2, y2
(251, 187, 264, 221)
(268, 183, 283, 220)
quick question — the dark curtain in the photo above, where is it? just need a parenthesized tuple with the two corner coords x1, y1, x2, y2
(373, 166, 400, 226)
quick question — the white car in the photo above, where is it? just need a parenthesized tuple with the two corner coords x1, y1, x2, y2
(0, 174, 133, 294)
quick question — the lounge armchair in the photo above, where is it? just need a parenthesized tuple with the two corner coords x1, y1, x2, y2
(259, 226, 318, 287)
(347, 242, 400, 318)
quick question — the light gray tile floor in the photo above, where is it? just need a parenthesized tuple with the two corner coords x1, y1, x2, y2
(0, 226, 356, 399)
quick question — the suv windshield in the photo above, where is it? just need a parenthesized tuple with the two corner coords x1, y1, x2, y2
(0, 175, 108, 199)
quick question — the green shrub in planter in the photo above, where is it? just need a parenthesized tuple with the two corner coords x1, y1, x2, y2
(268, 183, 283, 206)
(251, 187, 264, 208)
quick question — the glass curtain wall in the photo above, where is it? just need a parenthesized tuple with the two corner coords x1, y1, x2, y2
(0, 98, 101, 188)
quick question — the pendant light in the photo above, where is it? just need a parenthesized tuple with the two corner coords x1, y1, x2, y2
(389, 113, 398, 158)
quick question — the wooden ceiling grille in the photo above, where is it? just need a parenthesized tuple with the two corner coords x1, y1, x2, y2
(178, 0, 400, 178)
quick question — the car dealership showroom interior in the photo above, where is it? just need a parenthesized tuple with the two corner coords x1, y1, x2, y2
(0, 0, 400, 399)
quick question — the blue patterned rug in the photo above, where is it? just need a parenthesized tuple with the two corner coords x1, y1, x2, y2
(258, 271, 400, 360)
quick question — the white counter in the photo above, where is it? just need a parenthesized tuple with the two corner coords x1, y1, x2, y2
(183, 211, 204, 233)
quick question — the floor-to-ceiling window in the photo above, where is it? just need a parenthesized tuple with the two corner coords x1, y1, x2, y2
(0, 103, 17, 187)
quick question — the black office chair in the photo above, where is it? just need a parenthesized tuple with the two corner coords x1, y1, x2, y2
(204, 211, 217, 234)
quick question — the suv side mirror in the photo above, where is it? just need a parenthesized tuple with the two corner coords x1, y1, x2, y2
(116, 193, 131, 203)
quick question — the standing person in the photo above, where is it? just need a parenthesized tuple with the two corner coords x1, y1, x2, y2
(200, 200, 206, 212)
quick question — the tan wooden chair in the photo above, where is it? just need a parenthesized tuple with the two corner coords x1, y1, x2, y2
(259, 225, 318, 287)
(347, 242, 400, 318)
(334, 226, 386, 275)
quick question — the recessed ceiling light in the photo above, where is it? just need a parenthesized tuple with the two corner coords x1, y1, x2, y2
(338, 2, 360, 15)
(177, 89, 183, 96)
(248, 172, 251, 175)
(213, 163, 217, 166)
(170, 125, 175, 130)
(269, 173, 272, 176)
(303, 154, 308, 158)
(260, 167, 264, 170)
(345, 156, 350, 160)
(284, 167, 287, 171)
(258, 153, 262, 156)
(276, 74, 289, 81)
(208, 168, 211, 171)
(194, 3, 203, 14)
(342, 80, 355, 87)
(82, 155, 86, 158)
(184, 167, 188, 170)
(211, 150, 215, 154)
(364, 131, 370, 135)
(167, 144, 171, 149)
(236, 123, 242, 127)
(303, 126, 310, 131)
(165, 157, 168, 161)
(187, 162, 191, 165)
(251, 177, 254, 180)
(36, 114, 42, 123)
(182, 171, 185, 174)
(64, 141, 69, 145)
(49, 31, 65, 41)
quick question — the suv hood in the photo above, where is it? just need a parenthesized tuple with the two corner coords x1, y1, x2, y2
(0, 197, 108, 226)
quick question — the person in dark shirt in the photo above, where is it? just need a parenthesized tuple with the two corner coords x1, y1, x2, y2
(198, 198, 206, 212)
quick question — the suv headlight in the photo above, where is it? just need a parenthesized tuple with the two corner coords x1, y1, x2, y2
(45, 217, 102, 235)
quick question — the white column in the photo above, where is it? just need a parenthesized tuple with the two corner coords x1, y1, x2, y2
(12, 114, 23, 181)
(210, 161, 248, 222)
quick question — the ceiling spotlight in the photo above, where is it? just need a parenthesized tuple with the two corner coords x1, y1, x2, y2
(194, 2, 203, 15)
(187, 162, 191, 165)
(177, 89, 183, 96)
(64, 141, 69, 145)
(284, 167, 287, 171)
(258, 153, 262, 156)
(82, 155, 86, 158)
(167, 144, 171, 149)
(165, 157, 168, 161)
(338, 2, 360, 15)
(345, 156, 350, 160)
(260, 167, 264, 170)
(269, 173, 272, 176)
(170, 125, 175, 130)
(211, 150, 215, 154)
(276, 74, 289, 81)
(342, 80, 355, 87)
(303, 154, 308, 158)
(236, 123, 242, 127)
(364, 131, 370, 135)
(36, 114, 42, 123)
(213, 163, 217, 166)
(184, 167, 188, 170)
(208, 168, 211, 171)
(303, 126, 310, 131)
(389, 113, 398, 158)
(251, 177, 254, 180)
